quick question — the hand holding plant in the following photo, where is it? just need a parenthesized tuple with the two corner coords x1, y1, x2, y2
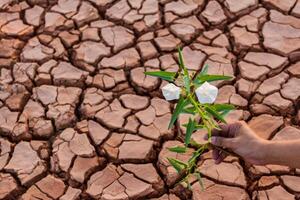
(144, 48, 234, 189)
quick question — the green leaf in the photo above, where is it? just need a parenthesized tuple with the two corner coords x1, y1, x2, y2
(212, 104, 235, 112)
(195, 124, 205, 130)
(193, 65, 209, 88)
(182, 106, 196, 114)
(205, 106, 227, 123)
(178, 47, 188, 75)
(190, 139, 202, 148)
(182, 123, 204, 129)
(200, 64, 209, 75)
(188, 150, 202, 166)
(183, 75, 191, 93)
(144, 71, 176, 82)
(211, 104, 234, 119)
(185, 118, 196, 146)
(220, 109, 231, 117)
(188, 145, 206, 165)
(178, 48, 191, 93)
(168, 96, 189, 129)
(194, 74, 232, 84)
(195, 172, 205, 191)
(167, 158, 187, 173)
(168, 146, 187, 153)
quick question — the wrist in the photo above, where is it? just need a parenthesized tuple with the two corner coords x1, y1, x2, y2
(259, 140, 295, 167)
(255, 139, 273, 165)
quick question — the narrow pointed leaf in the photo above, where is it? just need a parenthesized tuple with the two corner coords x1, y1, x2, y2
(205, 106, 227, 123)
(182, 106, 196, 114)
(183, 123, 204, 129)
(182, 123, 188, 128)
(185, 118, 196, 146)
(188, 150, 202, 166)
(178, 47, 188, 75)
(190, 139, 202, 148)
(168, 146, 187, 153)
(188, 145, 206, 165)
(167, 158, 187, 173)
(200, 64, 209, 75)
(220, 109, 231, 117)
(177, 48, 184, 71)
(195, 124, 205, 130)
(183, 75, 190, 93)
(195, 74, 232, 84)
(193, 65, 209, 87)
(168, 96, 188, 129)
(178, 48, 190, 93)
(195, 172, 205, 191)
(144, 71, 176, 82)
(212, 104, 235, 112)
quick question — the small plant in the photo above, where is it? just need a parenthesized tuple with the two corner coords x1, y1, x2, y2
(144, 48, 234, 190)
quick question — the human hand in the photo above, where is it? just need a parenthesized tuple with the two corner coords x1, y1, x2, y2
(204, 121, 269, 165)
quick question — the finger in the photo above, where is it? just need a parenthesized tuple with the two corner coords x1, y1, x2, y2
(228, 122, 243, 138)
(219, 124, 231, 137)
(211, 136, 234, 149)
(211, 124, 228, 136)
(204, 123, 235, 140)
(211, 127, 222, 137)
(215, 152, 227, 164)
(211, 124, 230, 137)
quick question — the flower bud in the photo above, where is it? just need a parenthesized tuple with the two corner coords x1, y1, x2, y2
(195, 82, 218, 104)
(162, 83, 181, 101)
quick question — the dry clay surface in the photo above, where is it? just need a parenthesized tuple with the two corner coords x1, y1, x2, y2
(1, 0, 300, 199)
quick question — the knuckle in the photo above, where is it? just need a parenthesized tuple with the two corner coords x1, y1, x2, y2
(220, 124, 229, 130)
(216, 138, 223, 146)
(223, 139, 233, 147)
(229, 122, 243, 136)
(235, 121, 245, 128)
(230, 139, 238, 148)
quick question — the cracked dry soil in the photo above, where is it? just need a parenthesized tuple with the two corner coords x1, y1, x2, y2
(0, 0, 300, 199)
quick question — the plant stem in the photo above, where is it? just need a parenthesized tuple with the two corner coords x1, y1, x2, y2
(190, 143, 238, 167)
(187, 95, 213, 142)
(208, 143, 240, 157)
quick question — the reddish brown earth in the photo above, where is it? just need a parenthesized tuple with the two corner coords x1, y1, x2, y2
(0, 0, 300, 199)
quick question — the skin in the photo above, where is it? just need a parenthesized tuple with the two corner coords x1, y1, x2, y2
(204, 121, 300, 168)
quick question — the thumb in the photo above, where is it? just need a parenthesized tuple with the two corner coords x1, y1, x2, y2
(211, 136, 234, 149)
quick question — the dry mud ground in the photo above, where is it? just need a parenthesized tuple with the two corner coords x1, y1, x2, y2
(0, 0, 300, 199)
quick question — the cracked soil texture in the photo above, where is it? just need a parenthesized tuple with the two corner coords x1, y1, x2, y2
(0, 0, 300, 199)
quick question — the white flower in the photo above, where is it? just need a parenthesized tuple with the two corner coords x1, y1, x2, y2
(162, 83, 181, 101)
(195, 81, 218, 104)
